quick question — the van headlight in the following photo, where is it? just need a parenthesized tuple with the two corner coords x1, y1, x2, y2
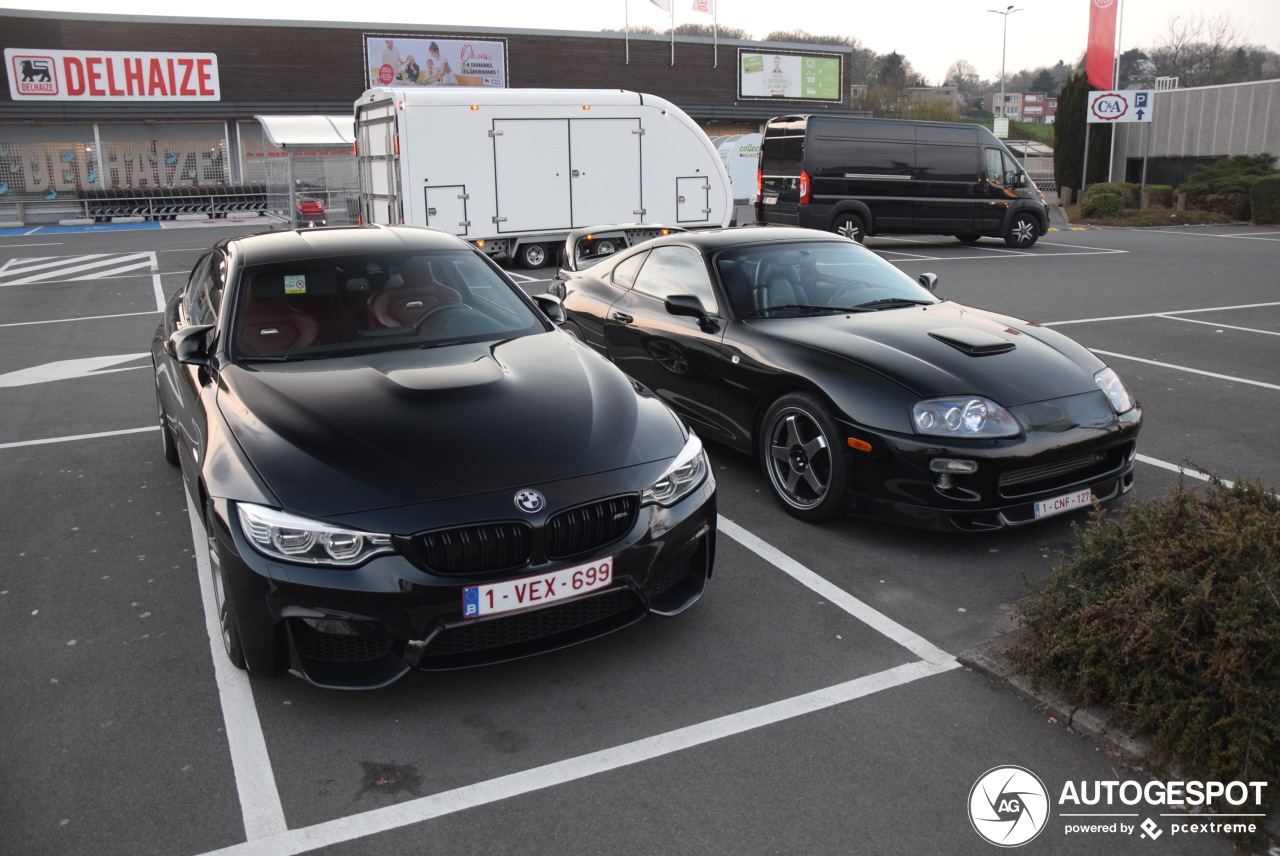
(237, 503, 394, 567)
(912, 396, 1020, 438)
(641, 433, 709, 507)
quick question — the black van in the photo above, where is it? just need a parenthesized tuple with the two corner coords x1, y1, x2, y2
(756, 115, 1048, 247)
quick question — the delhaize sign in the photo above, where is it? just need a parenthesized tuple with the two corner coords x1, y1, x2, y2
(6, 48, 221, 101)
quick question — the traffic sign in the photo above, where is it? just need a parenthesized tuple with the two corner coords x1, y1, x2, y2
(1087, 90, 1154, 123)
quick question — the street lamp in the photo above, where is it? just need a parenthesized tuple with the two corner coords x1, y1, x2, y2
(988, 5, 1022, 127)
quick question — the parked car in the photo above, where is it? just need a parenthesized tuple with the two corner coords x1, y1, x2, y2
(756, 115, 1049, 247)
(152, 225, 716, 689)
(554, 226, 1142, 531)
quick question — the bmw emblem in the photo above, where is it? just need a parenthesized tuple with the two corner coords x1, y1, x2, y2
(514, 489, 546, 514)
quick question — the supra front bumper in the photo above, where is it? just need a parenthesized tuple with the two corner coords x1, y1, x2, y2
(209, 476, 716, 690)
(839, 404, 1142, 532)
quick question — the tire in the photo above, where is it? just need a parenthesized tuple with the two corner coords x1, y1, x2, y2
(759, 393, 848, 523)
(831, 213, 866, 243)
(956, 234, 981, 244)
(1004, 213, 1039, 248)
(154, 373, 180, 466)
(206, 504, 246, 670)
(516, 243, 548, 269)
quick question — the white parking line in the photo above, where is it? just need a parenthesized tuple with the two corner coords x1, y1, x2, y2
(0, 310, 160, 328)
(1142, 229, 1280, 241)
(1157, 315, 1280, 336)
(1043, 301, 1280, 327)
(1090, 349, 1280, 391)
(0, 425, 157, 450)
(875, 239, 1127, 262)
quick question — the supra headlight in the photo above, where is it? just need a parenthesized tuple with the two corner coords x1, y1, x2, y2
(236, 503, 394, 567)
(641, 432, 709, 507)
(912, 396, 1020, 438)
(1094, 367, 1135, 414)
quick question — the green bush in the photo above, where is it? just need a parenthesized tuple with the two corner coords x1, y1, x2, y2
(1010, 475, 1280, 847)
(1252, 175, 1280, 224)
(1178, 154, 1279, 222)
(1144, 184, 1174, 208)
(1080, 184, 1126, 218)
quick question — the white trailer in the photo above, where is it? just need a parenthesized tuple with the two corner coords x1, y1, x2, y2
(355, 87, 732, 268)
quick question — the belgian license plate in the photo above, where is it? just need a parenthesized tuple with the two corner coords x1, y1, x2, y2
(462, 557, 613, 618)
(763, 195, 778, 205)
(1034, 488, 1092, 519)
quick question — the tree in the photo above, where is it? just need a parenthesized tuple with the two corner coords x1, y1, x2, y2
(671, 23, 750, 40)
(1054, 71, 1112, 194)
(944, 60, 981, 98)
(1146, 13, 1248, 87)
(1118, 49, 1157, 89)
(1029, 69, 1057, 95)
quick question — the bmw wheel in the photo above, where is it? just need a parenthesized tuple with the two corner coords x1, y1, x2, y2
(206, 504, 246, 670)
(1004, 213, 1039, 248)
(759, 393, 848, 522)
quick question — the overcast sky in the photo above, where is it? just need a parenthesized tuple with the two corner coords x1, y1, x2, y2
(7, 0, 1280, 86)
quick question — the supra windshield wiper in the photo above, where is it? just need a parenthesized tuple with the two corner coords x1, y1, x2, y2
(743, 303, 872, 318)
(852, 297, 935, 310)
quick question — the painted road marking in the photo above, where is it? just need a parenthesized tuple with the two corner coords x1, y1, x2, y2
(0, 353, 150, 388)
(1043, 301, 1280, 327)
(0, 251, 157, 285)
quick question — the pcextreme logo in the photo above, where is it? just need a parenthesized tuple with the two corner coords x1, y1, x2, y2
(968, 766, 1270, 847)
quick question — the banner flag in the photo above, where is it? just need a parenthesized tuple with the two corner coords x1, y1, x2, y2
(1087, 0, 1118, 89)
(692, 0, 714, 13)
(650, 0, 671, 11)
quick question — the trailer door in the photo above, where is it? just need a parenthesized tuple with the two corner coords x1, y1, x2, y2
(676, 176, 712, 223)
(493, 119, 571, 233)
(424, 185, 469, 236)
(356, 100, 401, 225)
(569, 119, 642, 226)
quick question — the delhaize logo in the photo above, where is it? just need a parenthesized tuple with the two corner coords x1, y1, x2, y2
(11, 54, 59, 96)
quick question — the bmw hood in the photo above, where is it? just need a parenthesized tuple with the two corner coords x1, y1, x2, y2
(756, 302, 1106, 405)
(216, 332, 686, 517)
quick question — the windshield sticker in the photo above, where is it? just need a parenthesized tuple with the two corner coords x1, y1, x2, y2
(284, 274, 306, 294)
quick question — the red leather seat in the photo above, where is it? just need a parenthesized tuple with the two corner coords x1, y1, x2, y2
(238, 301, 320, 356)
(370, 259, 462, 327)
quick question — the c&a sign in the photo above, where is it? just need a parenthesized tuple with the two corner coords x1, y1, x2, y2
(6, 48, 220, 101)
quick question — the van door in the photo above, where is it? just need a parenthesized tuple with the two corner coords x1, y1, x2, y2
(808, 135, 913, 231)
(569, 118, 642, 227)
(912, 143, 980, 234)
(978, 147, 1021, 232)
(758, 127, 804, 225)
(493, 119, 572, 232)
(424, 185, 468, 236)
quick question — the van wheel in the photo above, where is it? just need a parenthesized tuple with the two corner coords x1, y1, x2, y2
(759, 393, 847, 523)
(956, 234, 981, 244)
(517, 243, 548, 269)
(1004, 214, 1039, 248)
(831, 213, 866, 243)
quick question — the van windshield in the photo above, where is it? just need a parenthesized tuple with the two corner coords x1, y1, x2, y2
(715, 242, 939, 318)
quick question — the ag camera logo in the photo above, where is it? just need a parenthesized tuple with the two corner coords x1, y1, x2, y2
(969, 766, 1050, 847)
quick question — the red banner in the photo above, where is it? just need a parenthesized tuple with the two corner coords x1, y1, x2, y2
(1087, 0, 1118, 89)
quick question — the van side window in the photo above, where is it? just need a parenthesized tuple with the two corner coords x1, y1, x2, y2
(761, 135, 803, 176)
(632, 247, 719, 314)
(916, 144, 978, 182)
(985, 148, 1020, 186)
(811, 137, 911, 178)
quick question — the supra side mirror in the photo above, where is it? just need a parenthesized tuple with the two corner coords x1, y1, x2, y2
(918, 273, 939, 292)
(532, 293, 566, 325)
(665, 295, 719, 333)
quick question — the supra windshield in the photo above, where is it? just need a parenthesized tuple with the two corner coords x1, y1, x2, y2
(233, 250, 545, 360)
(715, 242, 939, 318)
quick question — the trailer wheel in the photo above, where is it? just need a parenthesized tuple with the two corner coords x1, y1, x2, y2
(516, 243, 548, 269)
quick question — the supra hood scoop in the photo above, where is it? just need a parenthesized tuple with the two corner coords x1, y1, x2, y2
(927, 326, 1017, 356)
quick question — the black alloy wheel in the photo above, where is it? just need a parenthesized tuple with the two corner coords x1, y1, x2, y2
(759, 393, 848, 522)
(831, 213, 866, 243)
(1004, 213, 1039, 248)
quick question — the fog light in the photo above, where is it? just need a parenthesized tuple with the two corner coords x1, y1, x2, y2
(930, 458, 978, 474)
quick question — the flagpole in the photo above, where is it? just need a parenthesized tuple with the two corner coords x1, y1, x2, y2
(625, 0, 630, 64)
(1106, 0, 1124, 182)
(669, 1, 675, 66)
(713, 2, 718, 68)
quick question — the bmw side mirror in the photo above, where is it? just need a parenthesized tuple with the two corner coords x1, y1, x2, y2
(918, 273, 939, 292)
(665, 295, 719, 333)
(533, 293, 566, 325)
(169, 324, 214, 365)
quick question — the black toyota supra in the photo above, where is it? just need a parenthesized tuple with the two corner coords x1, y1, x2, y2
(552, 226, 1142, 531)
(152, 225, 715, 689)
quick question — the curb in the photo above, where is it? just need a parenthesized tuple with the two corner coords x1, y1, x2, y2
(956, 629, 1151, 761)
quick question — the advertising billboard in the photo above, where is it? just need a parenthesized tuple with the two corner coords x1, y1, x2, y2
(364, 35, 507, 88)
(738, 49, 842, 101)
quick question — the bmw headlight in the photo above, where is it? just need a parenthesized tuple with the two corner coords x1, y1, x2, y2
(912, 396, 1020, 438)
(1094, 367, 1135, 414)
(641, 432, 709, 507)
(237, 503, 394, 567)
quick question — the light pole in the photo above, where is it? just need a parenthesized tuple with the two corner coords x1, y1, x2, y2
(988, 5, 1022, 128)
